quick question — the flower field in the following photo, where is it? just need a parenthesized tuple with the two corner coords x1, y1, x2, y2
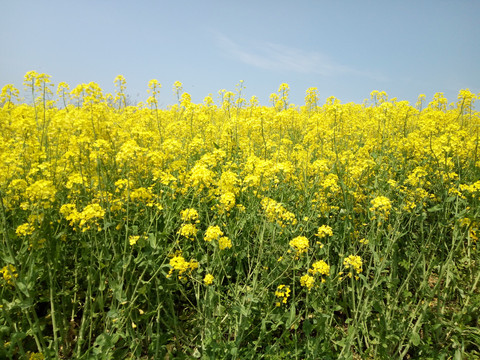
(1, 72, 479, 359)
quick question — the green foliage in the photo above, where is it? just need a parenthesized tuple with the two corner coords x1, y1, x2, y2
(1, 77, 480, 358)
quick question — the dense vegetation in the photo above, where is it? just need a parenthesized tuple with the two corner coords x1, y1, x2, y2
(1, 73, 479, 359)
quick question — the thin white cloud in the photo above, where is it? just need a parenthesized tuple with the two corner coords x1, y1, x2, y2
(216, 34, 386, 80)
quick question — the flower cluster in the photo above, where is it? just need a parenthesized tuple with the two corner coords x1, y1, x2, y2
(300, 274, 315, 290)
(60, 203, 105, 232)
(315, 225, 333, 247)
(180, 208, 199, 223)
(204, 225, 224, 242)
(299, 260, 330, 291)
(203, 273, 214, 286)
(316, 225, 333, 238)
(261, 197, 297, 227)
(178, 208, 200, 240)
(289, 236, 309, 256)
(341, 255, 363, 280)
(1, 264, 18, 286)
(218, 236, 232, 250)
(308, 260, 330, 283)
(275, 284, 291, 306)
(218, 192, 236, 213)
(129, 235, 141, 246)
(203, 225, 232, 249)
(178, 223, 198, 240)
(369, 196, 392, 220)
(23, 180, 57, 209)
(167, 254, 199, 279)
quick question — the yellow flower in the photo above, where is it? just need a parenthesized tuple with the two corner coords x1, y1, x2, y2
(173, 81, 183, 91)
(300, 274, 315, 290)
(289, 236, 309, 255)
(275, 284, 291, 306)
(60, 203, 105, 232)
(343, 255, 363, 279)
(309, 260, 330, 277)
(1, 264, 18, 286)
(130, 187, 153, 203)
(370, 196, 392, 213)
(78, 204, 105, 232)
(218, 236, 232, 250)
(219, 192, 236, 212)
(261, 197, 297, 227)
(204, 273, 214, 286)
(129, 235, 140, 246)
(168, 254, 198, 278)
(316, 225, 333, 238)
(28, 352, 45, 360)
(236, 204, 246, 212)
(25, 180, 56, 209)
(204, 225, 224, 242)
(187, 163, 215, 190)
(178, 223, 198, 239)
(180, 208, 199, 222)
(16, 222, 35, 236)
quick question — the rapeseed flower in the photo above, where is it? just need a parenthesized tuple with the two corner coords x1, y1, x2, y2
(73, 204, 104, 232)
(370, 196, 392, 212)
(178, 223, 198, 239)
(309, 260, 330, 282)
(370, 196, 392, 220)
(343, 255, 363, 280)
(218, 236, 232, 250)
(203, 273, 214, 286)
(315, 225, 332, 247)
(25, 180, 56, 209)
(16, 222, 35, 237)
(316, 225, 333, 238)
(289, 236, 309, 255)
(219, 192, 236, 212)
(167, 254, 198, 279)
(60, 203, 105, 232)
(187, 163, 215, 191)
(0, 83, 20, 106)
(181, 208, 199, 222)
(261, 197, 297, 227)
(27, 352, 45, 360)
(204, 225, 223, 242)
(300, 274, 315, 290)
(275, 284, 291, 306)
(359, 238, 369, 245)
(129, 235, 140, 246)
(1, 264, 18, 286)
(130, 187, 153, 203)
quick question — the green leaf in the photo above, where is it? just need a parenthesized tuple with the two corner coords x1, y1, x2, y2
(106, 309, 120, 319)
(287, 303, 296, 329)
(15, 281, 30, 297)
(137, 285, 147, 295)
(427, 204, 443, 212)
(92, 332, 116, 357)
(303, 319, 312, 336)
(410, 331, 421, 346)
(0, 253, 14, 263)
(148, 233, 157, 249)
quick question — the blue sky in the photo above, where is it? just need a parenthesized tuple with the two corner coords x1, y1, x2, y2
(1, 0, 479, 106)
